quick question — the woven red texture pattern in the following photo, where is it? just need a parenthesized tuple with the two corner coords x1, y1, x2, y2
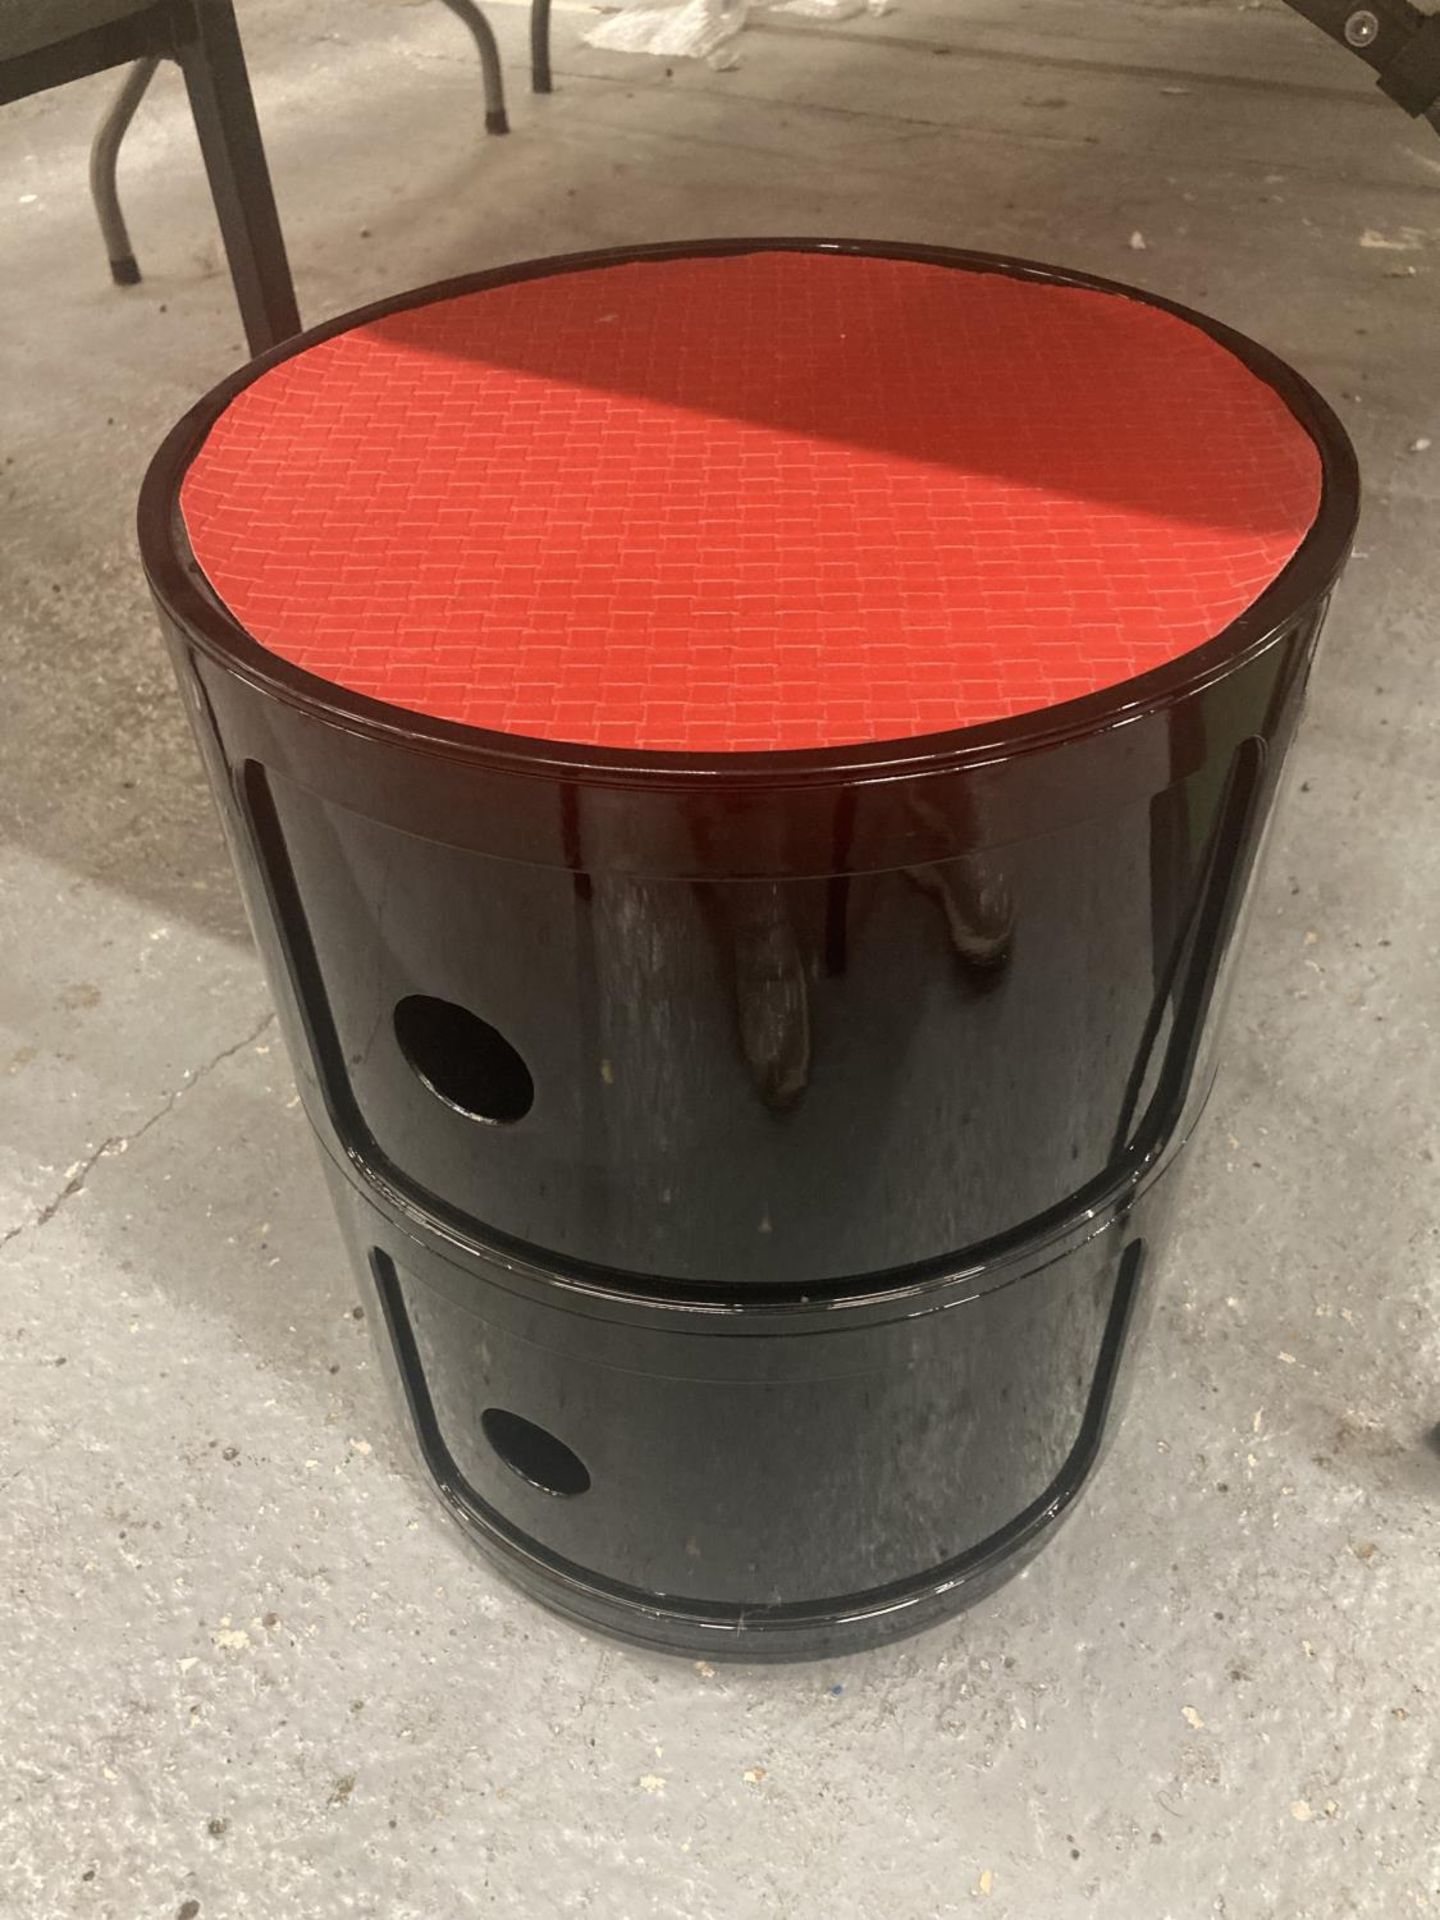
(180, 251, 1323, 753)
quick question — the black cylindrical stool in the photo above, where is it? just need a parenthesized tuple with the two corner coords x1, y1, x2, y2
(142, 241, 1356, 1658)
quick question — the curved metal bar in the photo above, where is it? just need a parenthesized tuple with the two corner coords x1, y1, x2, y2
(436, 0, 510, 134)
(88, 54, 162, 285)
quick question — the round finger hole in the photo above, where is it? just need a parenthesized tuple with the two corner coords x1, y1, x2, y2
(481, 1408, 591, 1497)
(394, 994, 534, 1124)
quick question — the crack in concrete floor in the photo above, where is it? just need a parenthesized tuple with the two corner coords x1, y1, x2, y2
(0, 1011, 277, 1252)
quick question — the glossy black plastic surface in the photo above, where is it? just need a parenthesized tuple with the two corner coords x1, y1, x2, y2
(140, 240, 1357, 1655)
(324, 1140, 1176, 1657)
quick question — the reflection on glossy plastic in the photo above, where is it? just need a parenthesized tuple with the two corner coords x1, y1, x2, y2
(141, 240, 1357, 1655)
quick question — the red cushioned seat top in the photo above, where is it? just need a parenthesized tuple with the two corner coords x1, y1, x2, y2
(180, 249, 1323, 755)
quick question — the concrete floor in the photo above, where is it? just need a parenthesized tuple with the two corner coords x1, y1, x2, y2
(2, 0, 1438, 1913)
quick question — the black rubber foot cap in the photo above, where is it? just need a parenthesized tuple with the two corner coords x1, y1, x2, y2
(485, 108, 510, 135)
(533, 75, 554, 93)
(110, 254, 142, 287)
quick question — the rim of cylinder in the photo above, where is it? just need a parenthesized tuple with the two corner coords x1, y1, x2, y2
(139, 236, 1360, 790)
